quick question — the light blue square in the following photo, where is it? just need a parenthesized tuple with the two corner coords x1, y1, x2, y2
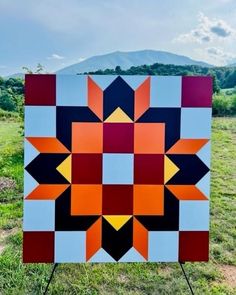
(103, 153, 134, 184)
(150, 76, 181, 107)
(25, 106, 56, 136)
(55, 231, 86, 262)
(181, 108, 212, 138)
(23, 200, 54, 231)
(56, 75, 87, 106)
(149, 231, 179, 262)
(179, 201, 209, 230)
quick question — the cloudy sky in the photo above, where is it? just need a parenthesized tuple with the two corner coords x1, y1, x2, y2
(0, 0, 236, 76)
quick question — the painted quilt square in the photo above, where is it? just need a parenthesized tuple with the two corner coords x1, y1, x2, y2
(23, 74, 212, 263)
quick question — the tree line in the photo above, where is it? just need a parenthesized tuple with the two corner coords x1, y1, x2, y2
(87, 63, 236, 93)
(1, 62, 236, 116)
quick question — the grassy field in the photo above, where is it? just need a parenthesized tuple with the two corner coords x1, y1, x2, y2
(0, 118, 235, 294)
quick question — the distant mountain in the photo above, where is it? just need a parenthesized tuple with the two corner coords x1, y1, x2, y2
(227, 63, 236, 67)
(57, 50, 213, 74)
(226, 56, 236, 67)
(5, 73, 24, 79)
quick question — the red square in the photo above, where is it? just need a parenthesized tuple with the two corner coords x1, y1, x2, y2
(134, 154, 164, 184)
(72, 154, 102, 184)
(103, 185, 133, 214)
(25, 74, 56, 105)
(23, 231, 54, 263)
(179, 231, 209, 262)
(182, 76, 212, 107)
(103, 123, 134, 153)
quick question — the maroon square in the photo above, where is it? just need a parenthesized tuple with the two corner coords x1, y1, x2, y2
(23, 231, 54, 263)
(179, 231, 209, 262)
(103, 185, 133, 214)
(103, 123, 134, 153)
(182, 76, 212, 107)
(25, 74, 56, 105)
(72, 154, 102, 184)
(134, 154, 164, 184)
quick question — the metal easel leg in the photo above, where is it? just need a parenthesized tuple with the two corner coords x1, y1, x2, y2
(43, 263, 58, 295)
(179, 262, 195, 295)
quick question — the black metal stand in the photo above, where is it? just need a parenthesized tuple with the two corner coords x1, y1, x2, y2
(179, 262, 195, 295)
(43, 263, 58, 295)
(42, 262, 194, 294)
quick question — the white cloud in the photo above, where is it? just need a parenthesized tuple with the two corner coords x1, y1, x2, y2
(174, 12, 236, 43)
(216, 0, 234, 3)
(78, 57, 85, 62)
(207, 47, 236, 64)
(48, 53, 65, 60)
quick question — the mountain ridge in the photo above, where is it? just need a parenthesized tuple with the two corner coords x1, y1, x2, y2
(4, 49, 220, 78)
(56, 49, 213, 74)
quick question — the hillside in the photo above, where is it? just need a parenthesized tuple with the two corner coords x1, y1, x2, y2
(56, 50, 212, 74)
(88, 63, 236, 89)
(3, 61, 236, 90)
(5, 73, 24, 79)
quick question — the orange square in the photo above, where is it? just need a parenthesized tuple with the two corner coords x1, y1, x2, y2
(134, 123, 165, 153)
(72, 122, 103, 153)
(133, 185, 164, 215)
(71, 185, 102, 215)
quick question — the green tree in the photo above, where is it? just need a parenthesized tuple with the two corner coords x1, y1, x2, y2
(212, 75, 220, 94)
(0, 76, 4, 86)
(22, 63, 46, 74)
(115, 66, 122, 74)
(0, 92, 16, 111)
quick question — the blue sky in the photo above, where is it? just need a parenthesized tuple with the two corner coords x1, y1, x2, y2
(0, 0, 236, 76)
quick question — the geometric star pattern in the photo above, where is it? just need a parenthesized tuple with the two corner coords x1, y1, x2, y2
(23, 74, 212, 263)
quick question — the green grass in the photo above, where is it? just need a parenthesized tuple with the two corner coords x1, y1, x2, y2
(0, 118, 235, 294)
(0, 109, 20, 121)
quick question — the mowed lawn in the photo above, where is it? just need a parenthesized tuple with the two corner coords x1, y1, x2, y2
(0, 118, 235, 295)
